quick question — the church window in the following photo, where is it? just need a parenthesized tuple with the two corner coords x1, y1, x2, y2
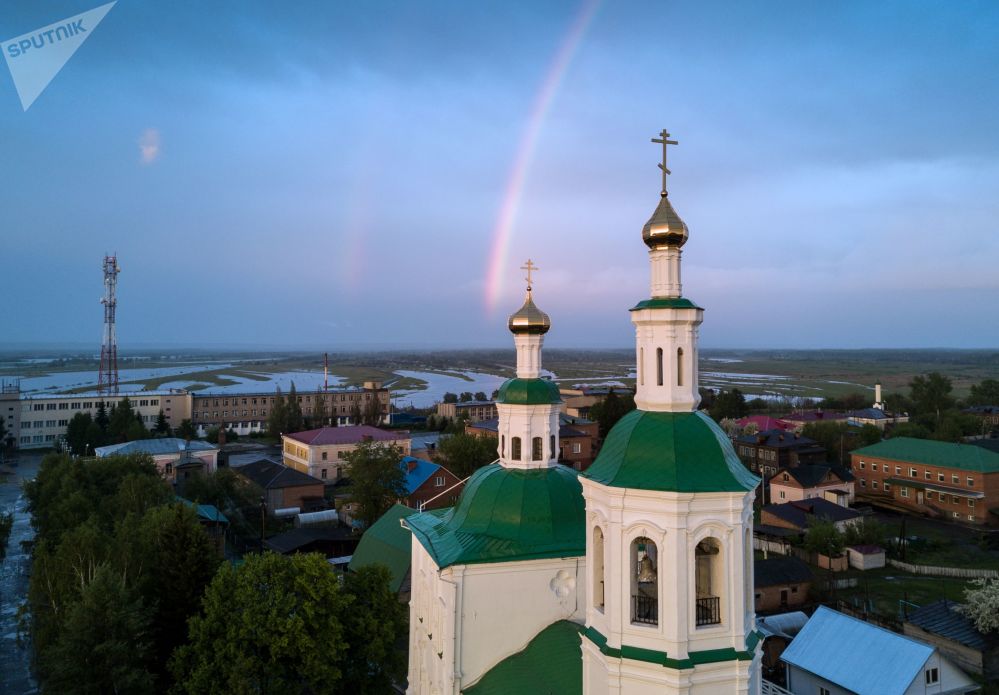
(639, 347, 644, 386)
(532, 437, 543, 461)
(501, 435, 505, 457)
(593, 527, 605, 611)
(656, 348, 664, 386)
(511, 437, 522, 460)
(677, 348, 684, 386)
(695, 538, 722, 627)
(630, 537, 658, 626)
(550, 434, 556, 460)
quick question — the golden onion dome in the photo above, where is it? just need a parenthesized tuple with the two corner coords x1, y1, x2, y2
(508, 290, 551, 335)
(641, 192, 688, 248)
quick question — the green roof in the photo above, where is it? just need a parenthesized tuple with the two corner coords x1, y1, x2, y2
(348, 503, 414, 592)
(853, 437, 999, 474)
(582, 410, 759, 492)
(630, 297, 701, 311)
(463, 621, 583, 695)
(407, 463, 585, 568)
(496, 378, 562, 405)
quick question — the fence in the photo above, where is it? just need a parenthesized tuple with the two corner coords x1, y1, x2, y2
(887, 559, 999, 579)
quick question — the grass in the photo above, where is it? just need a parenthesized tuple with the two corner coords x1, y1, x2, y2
(833, 567, 972, 616)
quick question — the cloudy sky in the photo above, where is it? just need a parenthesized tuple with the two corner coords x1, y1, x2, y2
(3, 1, 998, 349)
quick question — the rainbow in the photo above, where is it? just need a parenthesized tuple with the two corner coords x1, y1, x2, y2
(483, 0, 601, 312)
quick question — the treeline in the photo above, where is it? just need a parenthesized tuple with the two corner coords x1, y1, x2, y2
(24, 453, 407, 694)
(266, 382, 382, 437)
(62, 396, 181, 456)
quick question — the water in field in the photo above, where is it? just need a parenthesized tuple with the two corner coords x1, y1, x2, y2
(391, 370, 507, 408)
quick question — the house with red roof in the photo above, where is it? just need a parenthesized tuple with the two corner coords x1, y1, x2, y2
(281, 425, 411, 481)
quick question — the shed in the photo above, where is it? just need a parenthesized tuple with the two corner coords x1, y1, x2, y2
(846, 544, 886, 570)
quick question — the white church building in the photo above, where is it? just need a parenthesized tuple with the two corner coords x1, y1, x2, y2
(405, 132, 763, 694)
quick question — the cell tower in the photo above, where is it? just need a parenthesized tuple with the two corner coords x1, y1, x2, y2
(98, 255, 120, 397)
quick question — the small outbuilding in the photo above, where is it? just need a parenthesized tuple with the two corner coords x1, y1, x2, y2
(846, 544, 886, 570)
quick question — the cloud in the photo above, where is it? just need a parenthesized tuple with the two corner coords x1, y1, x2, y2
(138, 128, 160, 164)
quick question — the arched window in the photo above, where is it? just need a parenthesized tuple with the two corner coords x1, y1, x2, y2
(656, 348, 664, 386)
(532, 437, 543, 461)
(511, 437, 522, 460)
(639, 347, 645, 386)
(695, 538, 722, 626)
(630, 537, 658, 626)
(677, 347, 684, 386)
(593, 527, 605, 611)
(550, 434, 556, 460)
(501, 435, 505, 458)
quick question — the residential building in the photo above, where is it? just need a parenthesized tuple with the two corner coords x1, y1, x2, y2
(17, 390, 191, 450)
(780, 606, 978, 695)
(0, 381, 20, 449)
(281, 425, 411, 481)
(964, 406, 999, 430)
(761, 498, 861, 533)
(851, 437, 999, 525)
(95, 437, 217, 484)
(190, 381, 390, 435)
(263, 527, 358, 558)
(846, 382, 909, 430)
(349, 503, 415, 599)
(234, 457, 326, 512)
(465, 413, 600, 470)
(399, 456, 463, 510)
(903, 599, 999, 682)
(778, 410, 847, 432)
(436, 400, 498, 423)
(768, 464, 855, 504)
(558, 385, 620, 419)
(753, 557, 812, 613)
(733, 429, 827, 478)
(736, 415, 793, 433)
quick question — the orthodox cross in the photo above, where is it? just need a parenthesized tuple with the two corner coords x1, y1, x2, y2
(651, 128, 678, 195)
(521, 259, 538, 291)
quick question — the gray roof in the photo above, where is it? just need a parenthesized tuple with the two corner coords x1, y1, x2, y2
(763, 498, 860, 528)
(95, 438, 217, 457)
(235, 458, 323, 490)
(781, 606, 934, 695)
(906, 599, 993, 651)
(754, 556, 813, 587)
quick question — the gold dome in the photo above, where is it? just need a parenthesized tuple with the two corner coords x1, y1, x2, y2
(508, 290, 551, 335)
(641, 192, 688, 248)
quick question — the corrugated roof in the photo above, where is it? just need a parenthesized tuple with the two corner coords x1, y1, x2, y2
(235, 458, 323, 489)
(176, 497, 229, 524)
(285, 425, 405, 446)
(348, 504, 415, 592)
(583, 410, 759, 492)
(853, 437, 999, 473)
(762, 498, 860, 528)
(735, 429, 819, 450)
(463, 620, 583, 695)
(95, 437, 217, 457)
(401, 456, 441, 495)
(906, 599, 992, 651)
(754, 556, 812, 587)
(781, 606, 932, 695)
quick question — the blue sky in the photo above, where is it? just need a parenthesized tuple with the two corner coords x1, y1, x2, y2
(2, 1, 998, 349)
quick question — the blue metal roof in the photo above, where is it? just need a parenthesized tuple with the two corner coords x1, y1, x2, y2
(400, 456, 441, 495)
(176, 497, 229, 525)
(95, 438, 217, 457)
(781, 606, 933, 695)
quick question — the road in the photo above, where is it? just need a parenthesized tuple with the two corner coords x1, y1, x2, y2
(0, 451, 42, 695)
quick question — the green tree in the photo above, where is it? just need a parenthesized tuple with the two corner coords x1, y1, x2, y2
(459, 391, 474, 402)
(889, 421, 932, 439)
(176, 419, 197, 441)
(153, 409, 171, 436)
(182, 468, 262, 541)
(958, 578, 999, 634)
(843, 516, 886, 547)
(345, 441, 407, 529)
(437, 432, 498, 477)
(968, 379, 999, 406)
(442, 392, 458, 404)
(0, 511, 12, 561)
(311, 392, 328, 428)
(349, 400, 363, 425)
(95, 401, 110, 435)
(474, 391, 488, 401)
(803, 519, 845, 559)
(363, 394, 383, 425)
(65, 412, 104, 455)
(909, 372, 954, 422)
(267, 386, 287, 437)
(40, 564, 155, 695)
(285, 382, 304, 433)
(108, 397, 145, 443)
(589, 390, 636, 438)
(709, 389, 748, 422)
(341, 565, 408, 692)
(171, 553, 349, 695)
(0, 414, 6, 447)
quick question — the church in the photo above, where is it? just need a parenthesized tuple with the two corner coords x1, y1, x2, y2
(405, 132, 763, 694)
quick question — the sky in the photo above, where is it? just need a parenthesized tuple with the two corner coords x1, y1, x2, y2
(2, 0, 998, 350)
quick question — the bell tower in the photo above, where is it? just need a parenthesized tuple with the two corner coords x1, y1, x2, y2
(578, 131, 762, 695)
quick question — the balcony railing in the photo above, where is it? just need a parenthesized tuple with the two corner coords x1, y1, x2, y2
(631, 594, 658, 625)
(695, 596, 721, 626)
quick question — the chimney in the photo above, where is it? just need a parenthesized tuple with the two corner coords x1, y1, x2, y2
(407, 459, 418, 472)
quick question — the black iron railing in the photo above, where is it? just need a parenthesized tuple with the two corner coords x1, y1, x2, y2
(696, 596, 721, 626)
(632, 594, 657, 625)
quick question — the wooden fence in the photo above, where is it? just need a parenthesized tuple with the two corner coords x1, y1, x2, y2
(887, 559, 999, 579)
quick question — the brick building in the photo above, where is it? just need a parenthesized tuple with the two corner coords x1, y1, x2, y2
(436, 400, 498, 423)
(400, 456, 464, 510)
(768, 464, 855, 504)
(465, 413, 600, 470)
(851, 437, 999, 525)
(234, 458, 327, 512)
(281, 425, 411, 481)
(733, 429, 827, 479)
(753, 557, 813, 614)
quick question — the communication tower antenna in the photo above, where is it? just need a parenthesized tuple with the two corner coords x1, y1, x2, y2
(98, 254, 120, 397)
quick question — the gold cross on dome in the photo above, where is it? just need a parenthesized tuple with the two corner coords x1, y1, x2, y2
(521, 259, 538, 291)
(651, 128, 678, 194)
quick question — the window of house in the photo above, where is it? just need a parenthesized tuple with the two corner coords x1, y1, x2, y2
(46, 404, 56, 411)
(820, 688, 831, 695)
(779, 491, 786, 500)
(871, 463, 878, 472)
(21, 422, 30, 429)
(872, 480, 879, 490)
(925, 471, 932, 480)
(967, 477, 974, 487)
(33, 404, 43, 411)
(511, 437, 522, 460)
(58, 420, 67, 427)
(45, 420, 56, 427)
(859, 462, 865, 470)
(968, 499, 975, 508)
(968, 514, 975, 521)
(150, 400, 158, 406)
(910, 468, 917, 477)
(321, 469, 327, 479)
(884, 482, 891, 492)
(58, 403, 68, 410)
(925, 668, 938, 685)
(900, 487, 909, 498)
(895, 465, 901, 474)
(927, 491, 934, 500)
(859, 479, 866, 487)
(572, 442, 581, 454)
(952, 474, 959, 484)
(953, 511, 961, 519)
(435, 476, 445, 487)
(337, 451, 345, 459)
(321, 452, 328, 461)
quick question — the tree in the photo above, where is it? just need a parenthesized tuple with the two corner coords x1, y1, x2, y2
(285, 382, 304, 433)
(345, 441, 407, 529)
(153, 409, 170, 436)
(95, 401, 110, 435)
(473, 391, 487, 402)
(311, 392, 329, 428)
(176, 419, 196, 441)
(341, 565, 408, 691)
(66, 412, 104, 455)
(958, 578, 999, 634)
(909, 372, 954, 422)
(589, 390, 636, 438)
(363, 394, 382, 426)
(459, 391, 474, 402)
(709, 389, 748, 422)
(843, 516, 886, 547)
(109, 397, 145, 443)
(0, 511, 12, 561)
(349, 400, 363, 425)
(442, 392, 458, 404)
(267, 386, 287, 438)
(968, 379, 999, 407)
(0, 414, 6, 447)
(889, 421, 932, 439)
(802, 519, 845, 559)
(171, 553, 350, 695)
(437, 432, 498, 478)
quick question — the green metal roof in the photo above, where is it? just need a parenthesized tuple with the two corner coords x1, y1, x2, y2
(630, 297, 701, 311)
(407, 463, 586, 568)
(348, 503, 413, 592)
(582, 410, 759, 492)
(854, 437, 999, 474)
(496, 378, 562, 405)
(463, 620, 583, 695)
